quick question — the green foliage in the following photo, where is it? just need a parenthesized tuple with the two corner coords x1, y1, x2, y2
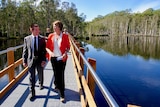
(85, 8, 160, 37)
(0, 0, 85, 38)
(142, 8, 154, 16)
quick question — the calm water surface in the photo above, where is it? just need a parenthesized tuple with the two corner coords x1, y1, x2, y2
(1, 37, 160, 107)
(0, 39, 24, 90)
(83, 37, 160, 107)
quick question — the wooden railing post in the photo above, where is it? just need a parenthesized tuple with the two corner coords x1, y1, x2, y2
(7, 49, 15, 82)
(75, 42, 80, 57)
(0, 45, 29, 99)
(127, 104, 141, 107)
(79, 47, 85, 74)
(87, 58, 96, 97)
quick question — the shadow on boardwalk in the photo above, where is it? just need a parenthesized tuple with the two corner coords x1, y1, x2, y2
(0, 53, 81, 107)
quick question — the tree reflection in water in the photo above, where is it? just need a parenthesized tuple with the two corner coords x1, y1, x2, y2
(87, 36, 160, 60)
(82, 36, 160, 107)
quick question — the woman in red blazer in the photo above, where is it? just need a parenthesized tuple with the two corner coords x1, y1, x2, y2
(46, 20, 70, 102)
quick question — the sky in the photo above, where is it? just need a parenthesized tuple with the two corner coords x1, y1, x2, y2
(61, 0, 160, 22)
(13, 0, 160, 22)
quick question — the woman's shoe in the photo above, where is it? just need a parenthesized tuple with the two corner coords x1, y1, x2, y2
(60, 97, 65, 103)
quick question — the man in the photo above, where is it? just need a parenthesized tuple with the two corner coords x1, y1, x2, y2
(46, 27, 51, 37)
(22, 23, 46, 101)
(63, 28, 68, 34)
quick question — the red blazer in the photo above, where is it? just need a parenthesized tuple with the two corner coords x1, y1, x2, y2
(46, 33, 70, 61)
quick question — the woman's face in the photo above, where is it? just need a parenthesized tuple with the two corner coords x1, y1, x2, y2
(53, 24, 60, 33)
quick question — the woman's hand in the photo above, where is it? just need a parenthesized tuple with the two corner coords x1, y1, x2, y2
(62, 52, 67, 58)
(46, 48, 54, 57)
(50, 51, 54, 57)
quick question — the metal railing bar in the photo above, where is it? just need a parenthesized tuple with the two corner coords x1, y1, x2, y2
(70, 38, 119, 107)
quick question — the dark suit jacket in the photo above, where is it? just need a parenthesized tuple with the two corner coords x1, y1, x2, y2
(22, 35, 46, 67)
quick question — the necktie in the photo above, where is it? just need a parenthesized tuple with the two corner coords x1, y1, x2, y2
(34, 37, 38, 55)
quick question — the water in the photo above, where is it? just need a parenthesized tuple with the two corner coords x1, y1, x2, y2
(0, 38, 24, 51)
(83, 36, 160, 107)
(0, 39, 24, 90)
(1, 37, 160, 107)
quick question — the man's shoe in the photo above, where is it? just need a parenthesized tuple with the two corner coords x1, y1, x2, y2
(29, 89, 35, 101)
(40, 85, 43, 90)
(54, 87, 59, 92)
(39, 84, 43, 90)
(29, 94, 35, 101)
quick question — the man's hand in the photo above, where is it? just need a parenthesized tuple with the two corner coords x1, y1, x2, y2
(23, 63, 28, 67)
(41, 61, 46, 67)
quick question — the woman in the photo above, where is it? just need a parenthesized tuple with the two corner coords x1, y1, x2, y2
(46, 20, 70, 102)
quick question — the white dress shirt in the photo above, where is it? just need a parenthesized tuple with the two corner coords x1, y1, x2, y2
(32, 35, 38, 51)
(53, 33, 62, 57)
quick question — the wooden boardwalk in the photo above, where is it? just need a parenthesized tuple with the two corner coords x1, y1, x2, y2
(0, 52, 81, 107)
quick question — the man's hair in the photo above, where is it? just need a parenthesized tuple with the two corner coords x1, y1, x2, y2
(53, 20, 63, 31)
(30, 23, 39, 31)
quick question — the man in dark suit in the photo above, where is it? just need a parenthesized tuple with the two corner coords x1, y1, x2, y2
(22, 23, 46, 101)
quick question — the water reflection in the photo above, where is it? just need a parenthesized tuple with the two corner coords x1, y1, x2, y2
(0, 39, 23, 70)
(0, 39, 24, 51)
(87, 36, 160, 60)
(83, 36, 160, 107)
(0, 39, 24, 90)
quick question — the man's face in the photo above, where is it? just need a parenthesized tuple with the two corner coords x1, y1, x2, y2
(33, 26, 40, 36)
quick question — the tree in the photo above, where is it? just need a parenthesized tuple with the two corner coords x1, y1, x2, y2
(0, 0, 85, 38)
(86, 8, 160, 37)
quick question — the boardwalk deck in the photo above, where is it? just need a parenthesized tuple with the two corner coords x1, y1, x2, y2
(0, 52, 81, 107)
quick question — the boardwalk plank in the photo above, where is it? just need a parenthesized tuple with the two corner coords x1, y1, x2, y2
(0, 52, 81, 107)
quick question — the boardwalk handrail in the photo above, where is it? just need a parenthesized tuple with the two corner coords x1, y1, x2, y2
(1, 39, 119, 106)
(70, 37, 119, 107)
(0, 45, 24, 55)
(0, 44, 28, 99)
